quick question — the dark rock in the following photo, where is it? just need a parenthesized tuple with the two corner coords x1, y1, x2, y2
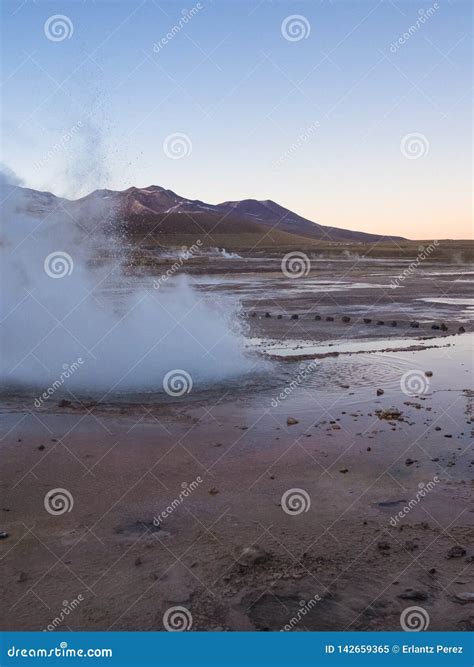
(432, 324, 440, 330)
(287, 417, 298, 426)
(291, 314, 299, 320)
(425, 371, 433, 377)
(238, 545, 270, 567)
(377, 541, 391, 551)
(446, 546, 466, 559)
(314, 315, 321, 320)
(277, 314, 282, 319)
(0, 531, 9, 539)
(326, 316, 334, 322)
(339, 468, 349, 474)
(265, 312, 271, 318)
(17, 571, 28, 583)
(376, 320, 385, 326)
(405, 458, 416, 466)
(434, 426, 441, 431)
(209, 487, 219, 495)
(134, 556, 142, 566)
(458, 326, 466, 333)
(397, 589, 428, 601)
(342, 316, 351, 323)
(38, 445, 45, 451)
(391, 320, 397, 327)
(440, 323, 448, 331)
(58, 399, 72, 408)
(410, 321, 419, 328)
(363, 318, 372, 324)
(376, 388, 384, 396)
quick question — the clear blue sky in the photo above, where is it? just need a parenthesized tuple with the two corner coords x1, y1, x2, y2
(1, 0, 472, 238)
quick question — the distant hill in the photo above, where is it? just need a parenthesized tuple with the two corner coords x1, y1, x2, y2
(2, 183, 404, 247)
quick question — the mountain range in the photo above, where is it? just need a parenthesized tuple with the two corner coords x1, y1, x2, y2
(3, 183, 403, 246)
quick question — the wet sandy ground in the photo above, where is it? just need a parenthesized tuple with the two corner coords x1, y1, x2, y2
(0, 260, 473, 632)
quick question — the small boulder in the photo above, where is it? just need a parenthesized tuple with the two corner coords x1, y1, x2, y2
(446, 546, 466, 559)
(287, 417, 299, 426)
(342, 316, 351, 323)
(376, 388, 384, 396)
(238, 545, 270, 567)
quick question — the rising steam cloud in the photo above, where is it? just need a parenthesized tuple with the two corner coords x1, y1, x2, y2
(0, 169, 253, 394)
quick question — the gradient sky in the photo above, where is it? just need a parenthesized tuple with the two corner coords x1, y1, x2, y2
(1, 0, 472, 239)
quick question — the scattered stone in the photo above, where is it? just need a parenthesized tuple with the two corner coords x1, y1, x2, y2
(453, 593, 474, 604)
(326, 316, 334, 322)
(446, 546, 466, 559)
(441, 323, 448, 331)
(17, 571, 28, 583)
(391, 320, 397, 327)
(376, 320, 385, 326)
(339, 468, 349, 474)
(425, 371, 433, 377)
(286, 417, 299, 426)
(397, 589, 428, 601)
(38, 445, 45, 451)
(435, 426, 441, 431)
(363, 318, 372, 324)
(58, 399, 72, 408)
(405, 458, 416, 466)
(410, 321, 419, 328)
(444, 434, 453, 438)
(134, 556, 142, 567)
(342, 316, 351, 323)
(277, 314, 282, 319)
(429, 568, 437, 575)
(376, 388, 384, 396)
(0, 531, 9, 539)
(209, 488, 219, 495)
(238, 545, 270, 567)
(265, 312, 271, 318)
(377, 541, 391, 551)
(376, 408, 403, 421)
(459, 326, 466, 333)
(314, 315, 321, 321)
(432, 324, 440, 330)
(291, 314, 299, 320)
